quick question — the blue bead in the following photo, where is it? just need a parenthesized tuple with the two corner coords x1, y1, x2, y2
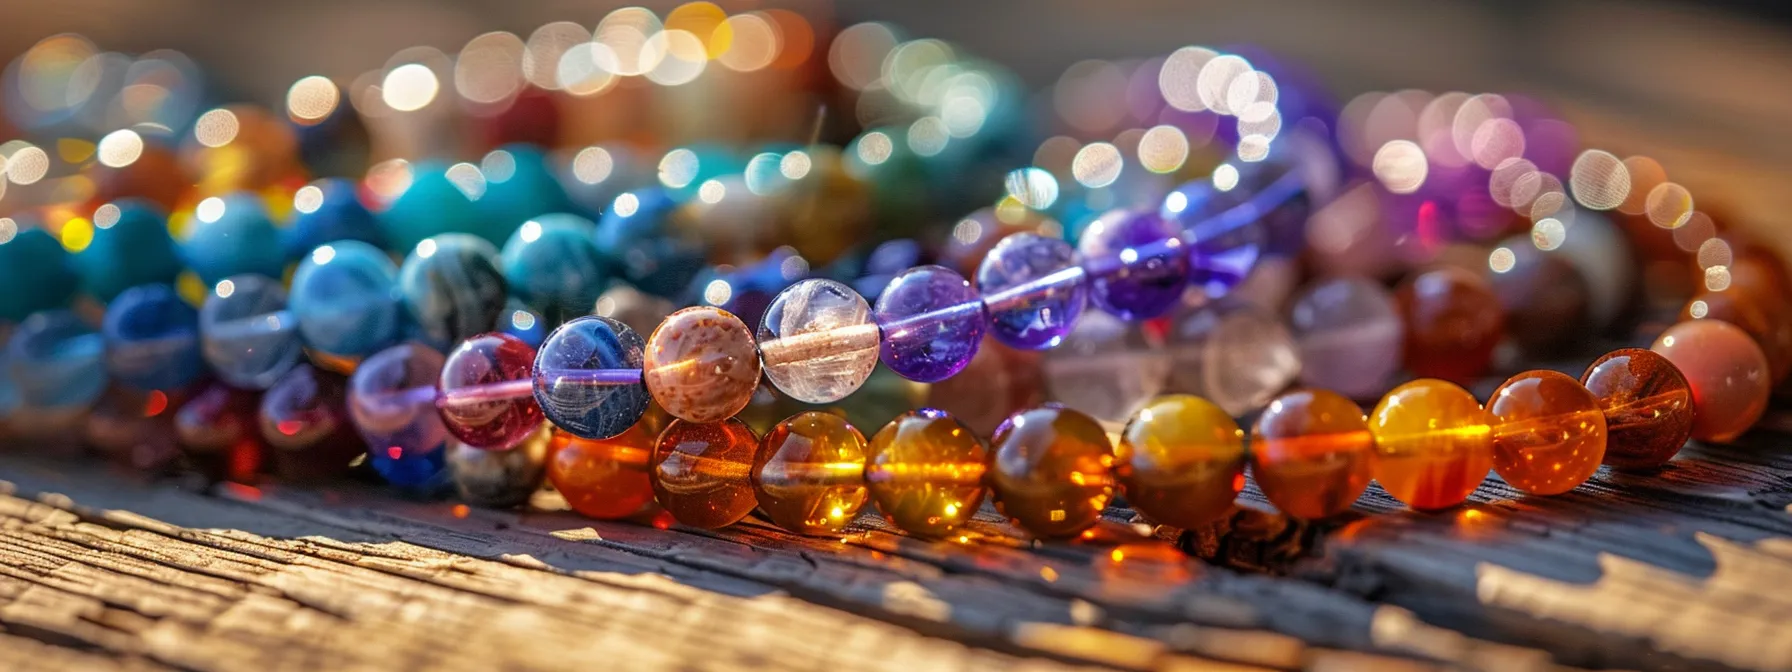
(180, 193, 287, 286)
(370, 441, 448, 489)
(534, 315, 648, 439)
(480, 145, 574, 240)
(200, 274, 302, 389)
(6, 310, 106, 411)
(282, 178, 386, 260)
(0, 219, 78, 322)
(102, 284, 204, 390)
(398, 234, 508, 350)
(593, 188, 704, 298)
(1161, 176, 1268, 296)
(977, 233, 1086, 349)
(378, 161, 483, 253)
(500, 213, 608, 323)
(290, 240, 403, 359)
(78, 200, 183, 301)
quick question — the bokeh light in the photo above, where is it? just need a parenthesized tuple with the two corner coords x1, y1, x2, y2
(96, 128, 143, 168)
(382, 63, 440, 112)
(193, 108, 239, 147)
(286, 75, 340, 123)
(456, 32, 526, 105)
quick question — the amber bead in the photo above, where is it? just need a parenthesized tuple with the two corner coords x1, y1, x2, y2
(1681, 288, 1792, 384)
(1485, 370, 1606, 495)
(1580, 348, 1693, 470)
(1250, 390, 1373, 519)
(753, 411, 869, 536)
(649, 418, 759, 529)
(865, 409, 988, 538)
(549, 422, 656, 520)
(1651, 320, 1771, 443)
(987, 406, 1116, 538)
(1116, 395, 1245, 529)
(643, 307, 762, 424)
(1396, 267, 1505, 384)
(1369, 379, 1493, 510)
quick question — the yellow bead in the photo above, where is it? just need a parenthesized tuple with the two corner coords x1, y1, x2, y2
(1116, 395, 1244, 528)
(754, 411, 869, 536)
(865, 409, 987, 537)
(987, 406, 1115, 538)
(1369, 379, 1493, 510)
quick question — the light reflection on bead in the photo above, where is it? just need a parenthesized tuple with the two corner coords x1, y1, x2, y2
(550, 420, 657, 520)
(1116, 395, 1244, 529)
(874, 265, 985, 382)
(758, 279, 880, 404)
(534, 315, 649, 440)
(976, 233, 1085, 350)
(1250, 389, 1372, 519)
(438, 332, 543, 449)
(754, 411, 869, 536)
(1485, 370, 1605, 495)
(865, 409, 988, 538)
(102, 283, 203, 391)
(988, 405, 1115, 538)
(201, 274, 302, 390)
(1369, 379, 1493, 510)
(644, 307, 761, 423)
(650, 417, 760, 529)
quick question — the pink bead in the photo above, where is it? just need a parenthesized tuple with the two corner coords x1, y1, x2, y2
(438, 333, 544, 449)
(1651, 320, 1771, 443)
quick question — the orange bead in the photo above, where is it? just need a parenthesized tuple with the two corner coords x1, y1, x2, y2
(1397, 267, 1505, 384)
(1485, 370, 1606, 495)
(753, 411, 869, 536)
(987, 406, 1116, 538)
(1651, 320, 1771, 443)
(1369, 379, 1493, 510)
(1116, 395, 1244, 528)
(1250, 390, 1373, 519)
(865, 409, 988, 538)
(1681, 288, 1792, 384)
(649, 418, 759, 528)
(548, 422, 656, 520)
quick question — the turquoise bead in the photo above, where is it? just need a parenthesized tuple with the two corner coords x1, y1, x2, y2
(479, 144, 574, 243)
(282, 178, 386, 260)
(78, 199, 183, 301)
(200, 274, 302, 390)
(377, 161, 483, 253)
(399, 234, 508, 350)
(0, 218, 78, 322)
(180, 193, 286, 286)
(593, 188, 703, 298)
(500, 213, 608, 324)
(6, 310, 106, 411)
(101, 283, 204, 391)
(290, 240, 403, 359)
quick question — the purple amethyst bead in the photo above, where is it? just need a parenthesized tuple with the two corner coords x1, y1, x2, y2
(348, 343, 449, 478)
(874, 265, 985, 382)
(976, 233, 1085, 350)
(1076, 209, 1190, 320)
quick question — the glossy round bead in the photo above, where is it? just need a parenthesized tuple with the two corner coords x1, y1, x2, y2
(447, 422, 552, 508)
(1288, 277, 1404, 400)
(200, 274, 302, 390)
(534, 316, 649, 440)
(988, 405, 1116, 537)
(1397, 267, 1505, 384)
(179, 193, 286, 286)
(478, 145, 574, 239)
(1250, 390, 1373, 519)
(399, 234, 509, 350)
(1486, 370, 1606, 495)
(290, 240, 403, 359)
(1116, 395, 1245, 528)
(500, 213, 608, 323)
(1076, 209, 1190, 321)
(593, 188, 705, 298)
(1164, 300, 1301, 416)
(377, 161, 484, 252)
(754, 411, 870, 536)
(1369, 379, 1494, 510)
(78, 200, 183, 301)
(1580, 348, 1693, 470)
(102, 284, 203, 391)
(437, 332, 543, 450)
(6, 310, 107, 411)
(259, 365, 362, 481)
(757, 279, 880, 404)
(650, 418, 760, 529)
(281, 178, 386, 260)
(976, 233, 1086, 350)
(348, 343, 450, 480)
(1651, 320, 1770, 443)
(865, 409, 988, 538)
(643, 307, 761, 424)
(549, 421, 658, 520)
(874, 265, 986, 382)
(1042, 311, 1167, 425)
(0, 223, 78, 322)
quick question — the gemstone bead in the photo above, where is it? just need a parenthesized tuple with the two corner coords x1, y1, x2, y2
(1077, 209, 1190, 321)
(200, 274, 302, 390)
(549, 420, 658, 520)
(399, 234, 509, 350)
(1287, 277, 1404, 400)
(447, 422, 552, 508)
(650, 418, 760, 529)
(644, 307, 761, 423)
(1369, 379, 1494, 510)
(754, 411, 870, 536)
(534, 315, 649, 440)
(1651, 320, 1770, 443)
(259, 365, 362, 481)
(593, 188, 704, 298)
(1251, 390, 1374, 519)
(757, 279, 880, 404)
(377, 161, 484, 252)
(976, 233, 1086, 350)
(500, 213, 608, 324)
(1164, 299, 1301, 416)
(1160, 178, 1267, 296)
(865, 409, 988, 538)
(281, 178, 386, 260)
(1488, 239, 1590, 358)
(988, 405, 1116, 537)
(180, 193, 286, 286)
(477, 145, 574, 240)
(1682, 288, 1792, 384)
(7, 310, 107, 411)
(349, 343, 450, 483)
(0, 222, 78, 322)
(1580, 348, 1693, 470)
(78, 200, 182, 301)
(1485, 370, 1606, 495)
(438, 332, 543, 449)
(874, 265, 985, 382)
(1116, 395, 1245, 528)
(1397, 267, 1505, 384)
(290, 240, 403, 360)
(102, 283, 203, 391)
(1041, 311, 1166, 425)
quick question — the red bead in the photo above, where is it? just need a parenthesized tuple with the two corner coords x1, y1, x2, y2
(1397, 267, 1505, 384)
(437, 333, 544, 449)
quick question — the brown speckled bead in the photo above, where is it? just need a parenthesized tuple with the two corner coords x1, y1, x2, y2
(1397, 267, 1505, 384)
(987, 405, 1116, 538)
(643, 307, 763, 424)
(650, 418, 759, 529)
(1580, 348, 1693, 470)
(1651, 320, 1771, 444)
